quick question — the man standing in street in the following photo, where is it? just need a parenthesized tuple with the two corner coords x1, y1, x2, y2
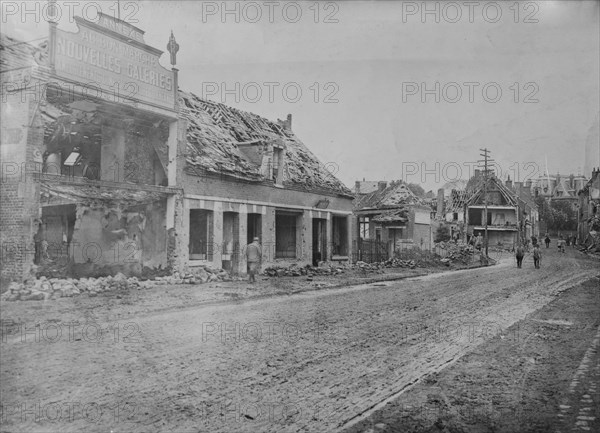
(544, 233, 551, 248)
(533, 244, 541, 269)
(246, 237, 262, 283)
(516, 243, 524, 268)
(475, 233, 483, 252)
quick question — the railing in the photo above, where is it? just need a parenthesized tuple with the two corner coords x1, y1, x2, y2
(353, 239, 390, 263)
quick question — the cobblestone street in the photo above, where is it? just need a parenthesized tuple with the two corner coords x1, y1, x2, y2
(1, 247, 598, 432)
(2, 2, 599, 432)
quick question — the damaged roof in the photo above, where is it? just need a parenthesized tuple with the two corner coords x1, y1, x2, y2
(0, 34, 352, 198)
(466, 176, 519, 207)
(371, 210, 408, 223)
(354, 183, 424, 211)
(180, 91, 352, 196)
(446, 189, 469, 214)
(0, 33, 48, 71)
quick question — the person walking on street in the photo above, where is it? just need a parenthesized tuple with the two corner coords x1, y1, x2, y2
(475, 233, 483, 252)
(516, 243, 524, 268)
(531, 235, 538, 247)
(533, 244, 541, 269)
(246, 237, 262, 283)
(572, 234, 577, 248)
(558, 234, 564, 253)
(544, 234, 550, 248)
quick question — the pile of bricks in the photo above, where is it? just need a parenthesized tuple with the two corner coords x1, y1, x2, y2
(436, 242, 475, 265)
(263, 258, 419, 278)
(1, 266, 238, 302)
(263, 264, 347, 277)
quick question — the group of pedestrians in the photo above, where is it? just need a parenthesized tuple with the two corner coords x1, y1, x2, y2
(516, 233, 577, 269)
(515, 241, 541, 269)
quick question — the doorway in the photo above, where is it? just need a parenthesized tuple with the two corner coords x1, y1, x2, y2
(247, 213, 262, 244)
(222, 212, 239, 272)
(312, 218, 327, 265)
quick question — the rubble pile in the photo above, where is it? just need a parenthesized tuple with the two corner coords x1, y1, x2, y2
(263, 263, 347, 277)
(578, 229, 600, 255)
(263, 258, 419, 278)
(1, 266, 238, 302)
(357, 259, 417, 270)
(435, 242, 475, 265)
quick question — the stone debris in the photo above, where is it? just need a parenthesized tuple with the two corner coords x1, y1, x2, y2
(263, 263, 347, 277)
(0, 266, 241, 302)
(263, 258, 419, 278)
(436, 242, 476, 265)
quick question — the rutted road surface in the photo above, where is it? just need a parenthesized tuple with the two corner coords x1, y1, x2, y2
(1, 247, 598, 432)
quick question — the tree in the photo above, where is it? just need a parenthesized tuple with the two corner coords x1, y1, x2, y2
(535, 196, 577, 232)
(435, 224, 451, 243)
(549, 200, 578, 231)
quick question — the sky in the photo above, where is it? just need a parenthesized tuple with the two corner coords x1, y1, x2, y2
(3, 0, 599, 191)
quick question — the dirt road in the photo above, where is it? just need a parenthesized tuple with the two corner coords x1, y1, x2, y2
(1, 246, 598, 432)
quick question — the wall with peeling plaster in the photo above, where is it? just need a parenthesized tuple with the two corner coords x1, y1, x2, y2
(70, 200, 168, 277)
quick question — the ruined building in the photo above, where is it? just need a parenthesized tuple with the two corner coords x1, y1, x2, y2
(353, 181, 432, 261)
(464, 175, 539, 246)
(577, 168, 600, 249)
(0, 13, 353, 284)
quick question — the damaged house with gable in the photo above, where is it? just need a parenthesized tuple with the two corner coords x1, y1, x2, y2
(577, 167, 600, 251)
(0, 13, 354, 284)
(434, 187, 469, 241)
(178, 93, 354, 273)
(353, 181, 433, 262)
(465, 174, 539, 247)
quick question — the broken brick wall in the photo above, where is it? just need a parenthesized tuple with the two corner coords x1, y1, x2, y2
(0, 93, 43, 286)
(124, 124, 158, 185)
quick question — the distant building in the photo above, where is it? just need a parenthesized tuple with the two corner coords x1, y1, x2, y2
(437, 188, 469, 240)
(531, 173, 587, 202)
(464, 176, 539, 247)
(355, 179, 383, 195)
(353, 182, 432, 261)
(577, 168, 600, 246)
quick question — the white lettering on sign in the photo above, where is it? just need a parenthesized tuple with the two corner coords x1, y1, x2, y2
(54, 21, 174, 110)
(97, 14, 144, 43)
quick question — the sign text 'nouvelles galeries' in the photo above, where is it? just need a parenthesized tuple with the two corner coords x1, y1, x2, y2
(52, 13, 175, 111)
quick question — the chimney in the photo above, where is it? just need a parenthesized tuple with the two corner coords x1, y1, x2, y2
(514, 181, 522, 193)
(474, 169, 481, 179)
(437, 188, 445, 217)
(378, 181, 387, 191)
(355, 181, 360, 194)
(505, 175, 512, 189)
(278, 114, 292, 131)
(569, 174, 574, 189)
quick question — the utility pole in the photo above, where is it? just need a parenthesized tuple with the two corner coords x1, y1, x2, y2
(478, 148, 494, 257)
